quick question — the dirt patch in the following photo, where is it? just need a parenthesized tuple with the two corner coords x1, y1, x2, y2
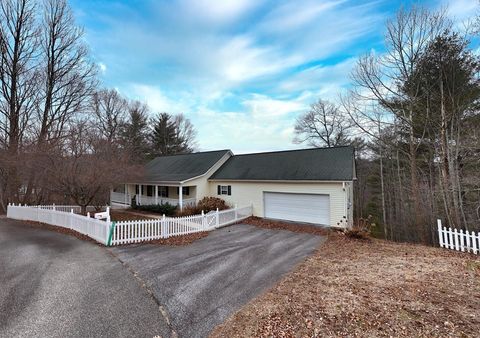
(212, 235, 480, 338)
(116, 231, 209, 246)
(242, 216, 331, 236)
(110, 210, 156, 221)
(23, 220, 100, 245)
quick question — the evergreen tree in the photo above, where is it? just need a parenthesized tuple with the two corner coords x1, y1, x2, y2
(120, 102, 150, 161)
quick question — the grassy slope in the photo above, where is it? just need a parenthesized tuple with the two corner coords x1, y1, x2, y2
(212, 234, 480, 338)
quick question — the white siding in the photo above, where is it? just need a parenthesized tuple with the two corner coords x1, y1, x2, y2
(185, 152, 232, 200)
(208, 181, 351, 228)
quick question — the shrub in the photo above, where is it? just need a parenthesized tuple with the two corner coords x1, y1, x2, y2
(175, 204, 201, 217)
(132, 202, 177, 216)
(197, 197, 229, 213)
(344, 215, 376, 240)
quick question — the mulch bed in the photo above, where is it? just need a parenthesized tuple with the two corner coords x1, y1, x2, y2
(212, 235, 480, 338)
(22, 218, 208, 247)
(242, 216, 332, 236)
(119, 231, 210, 246)
(23, 220, 99, 244)
(110, 210, 156, 221)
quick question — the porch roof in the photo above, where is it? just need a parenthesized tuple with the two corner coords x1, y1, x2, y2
(138, 149, 231, 183)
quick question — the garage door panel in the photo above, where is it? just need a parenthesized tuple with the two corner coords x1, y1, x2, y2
(264, 192, 329, 225)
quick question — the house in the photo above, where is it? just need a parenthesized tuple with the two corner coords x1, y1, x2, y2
(110, 146, 356, 228)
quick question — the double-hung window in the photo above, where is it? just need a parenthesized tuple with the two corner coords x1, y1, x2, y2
(159, 186, 168, 197)
(217, 185, 231, 196)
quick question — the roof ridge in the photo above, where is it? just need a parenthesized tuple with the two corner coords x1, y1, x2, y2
(152, 149, 231, 159)
(232, 145, 353, 157)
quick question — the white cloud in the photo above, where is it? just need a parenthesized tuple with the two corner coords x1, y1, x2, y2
(445, 0, 477, 20)
(98, 62, 107, 73)
(243, 93, 306, 119)
(124, 83, 311, 153)
(76, 0, 388, 152)
(180, 0, 262, 24)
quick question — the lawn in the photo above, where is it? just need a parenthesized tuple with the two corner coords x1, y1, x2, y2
(212, 234, 480, 338)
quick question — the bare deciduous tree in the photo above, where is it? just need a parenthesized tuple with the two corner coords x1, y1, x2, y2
(45, 121, 142, 214)
(350, 6, 449, 230)
(37, 0, 96, 146)
(91, 89, 128, 144)
(0, 0, 39, 209)
(294, 99, 352, 148)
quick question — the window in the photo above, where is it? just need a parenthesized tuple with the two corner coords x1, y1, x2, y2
(135, 185, 139, 194)
(146, 185, 153, 197)
(177, 187, 190, 196)
(217, 185, 231, 196)
(159, 186, 168, 197)
(113, 185, 125, 193)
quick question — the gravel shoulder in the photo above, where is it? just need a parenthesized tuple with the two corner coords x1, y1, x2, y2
(212, 235, 480, 338)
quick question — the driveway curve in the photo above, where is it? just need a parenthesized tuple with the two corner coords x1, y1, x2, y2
(111, 223, 323, 337)
(0, 217, 171, 338)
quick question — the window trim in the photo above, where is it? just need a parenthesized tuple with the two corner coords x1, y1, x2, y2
(159, 186, 168, 197)
(218, 185, 231, 196)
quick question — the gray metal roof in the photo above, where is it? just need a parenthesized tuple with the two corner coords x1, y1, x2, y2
(209, 146, 355, 181)
(142, 150, 231, 183)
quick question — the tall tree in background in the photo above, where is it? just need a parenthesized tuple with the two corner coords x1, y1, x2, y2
(91, 89, 128, 145)
(0, 0, 39, 207)
(0, 0, 194, 211)
(37, 0, 96, 147)
(350, 6, 448, 236)
(150, 112, 196, 156)
(119, 101, 150, 161)
(405, 31, 480, 229)
(294, 99, 352, 147)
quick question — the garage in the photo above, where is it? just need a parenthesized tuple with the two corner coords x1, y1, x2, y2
(263, 192, 330, 225)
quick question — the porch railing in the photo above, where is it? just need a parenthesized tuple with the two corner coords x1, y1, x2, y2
(110, 191, 195, 207)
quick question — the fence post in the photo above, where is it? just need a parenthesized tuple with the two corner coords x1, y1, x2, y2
(53, 203, 56, 211)
(466, 230, 471, 253)
(162, 214, 166, 238)
(216, 208, 219, 228)
(69, 209, 74, 229)
(437, 219, 443, 248)
(460, 229, 465, 252)
(201, 210, 205, 230)
(106, 206, 111, 222)
(473, 231, 478, 255)
(106, 221, 116, 246)
(454, 228, 459, 251)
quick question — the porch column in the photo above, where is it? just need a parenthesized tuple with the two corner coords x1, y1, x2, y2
(125, 184, 128, 205)
(179, 184, 183, 211)
(155, 185, 158, 205)
(139, 184, 142, 205)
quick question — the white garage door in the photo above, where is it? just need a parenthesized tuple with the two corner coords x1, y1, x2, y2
(263, 192, 330, 225)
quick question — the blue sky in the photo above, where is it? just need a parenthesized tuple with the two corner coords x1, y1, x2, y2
(70, 0, 478, 153)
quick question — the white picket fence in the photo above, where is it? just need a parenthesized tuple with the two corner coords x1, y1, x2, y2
(437, 220, 480, 255)
(6, 203, 253, 246)
(110, 205, 253, 245)
(7, 203, 111, 244)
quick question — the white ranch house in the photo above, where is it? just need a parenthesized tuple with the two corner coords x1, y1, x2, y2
(111, 147, 356, 228)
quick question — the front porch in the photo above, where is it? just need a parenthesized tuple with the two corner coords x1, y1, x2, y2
(110, 184, 196, 210)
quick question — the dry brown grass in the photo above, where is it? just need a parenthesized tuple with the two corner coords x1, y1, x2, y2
(212, 235, 480, 338)
(242, 216, 331, 236)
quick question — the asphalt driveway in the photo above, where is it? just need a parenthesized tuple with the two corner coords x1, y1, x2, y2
(0, 217, 171, 338)
(110, 223, 323, 338)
